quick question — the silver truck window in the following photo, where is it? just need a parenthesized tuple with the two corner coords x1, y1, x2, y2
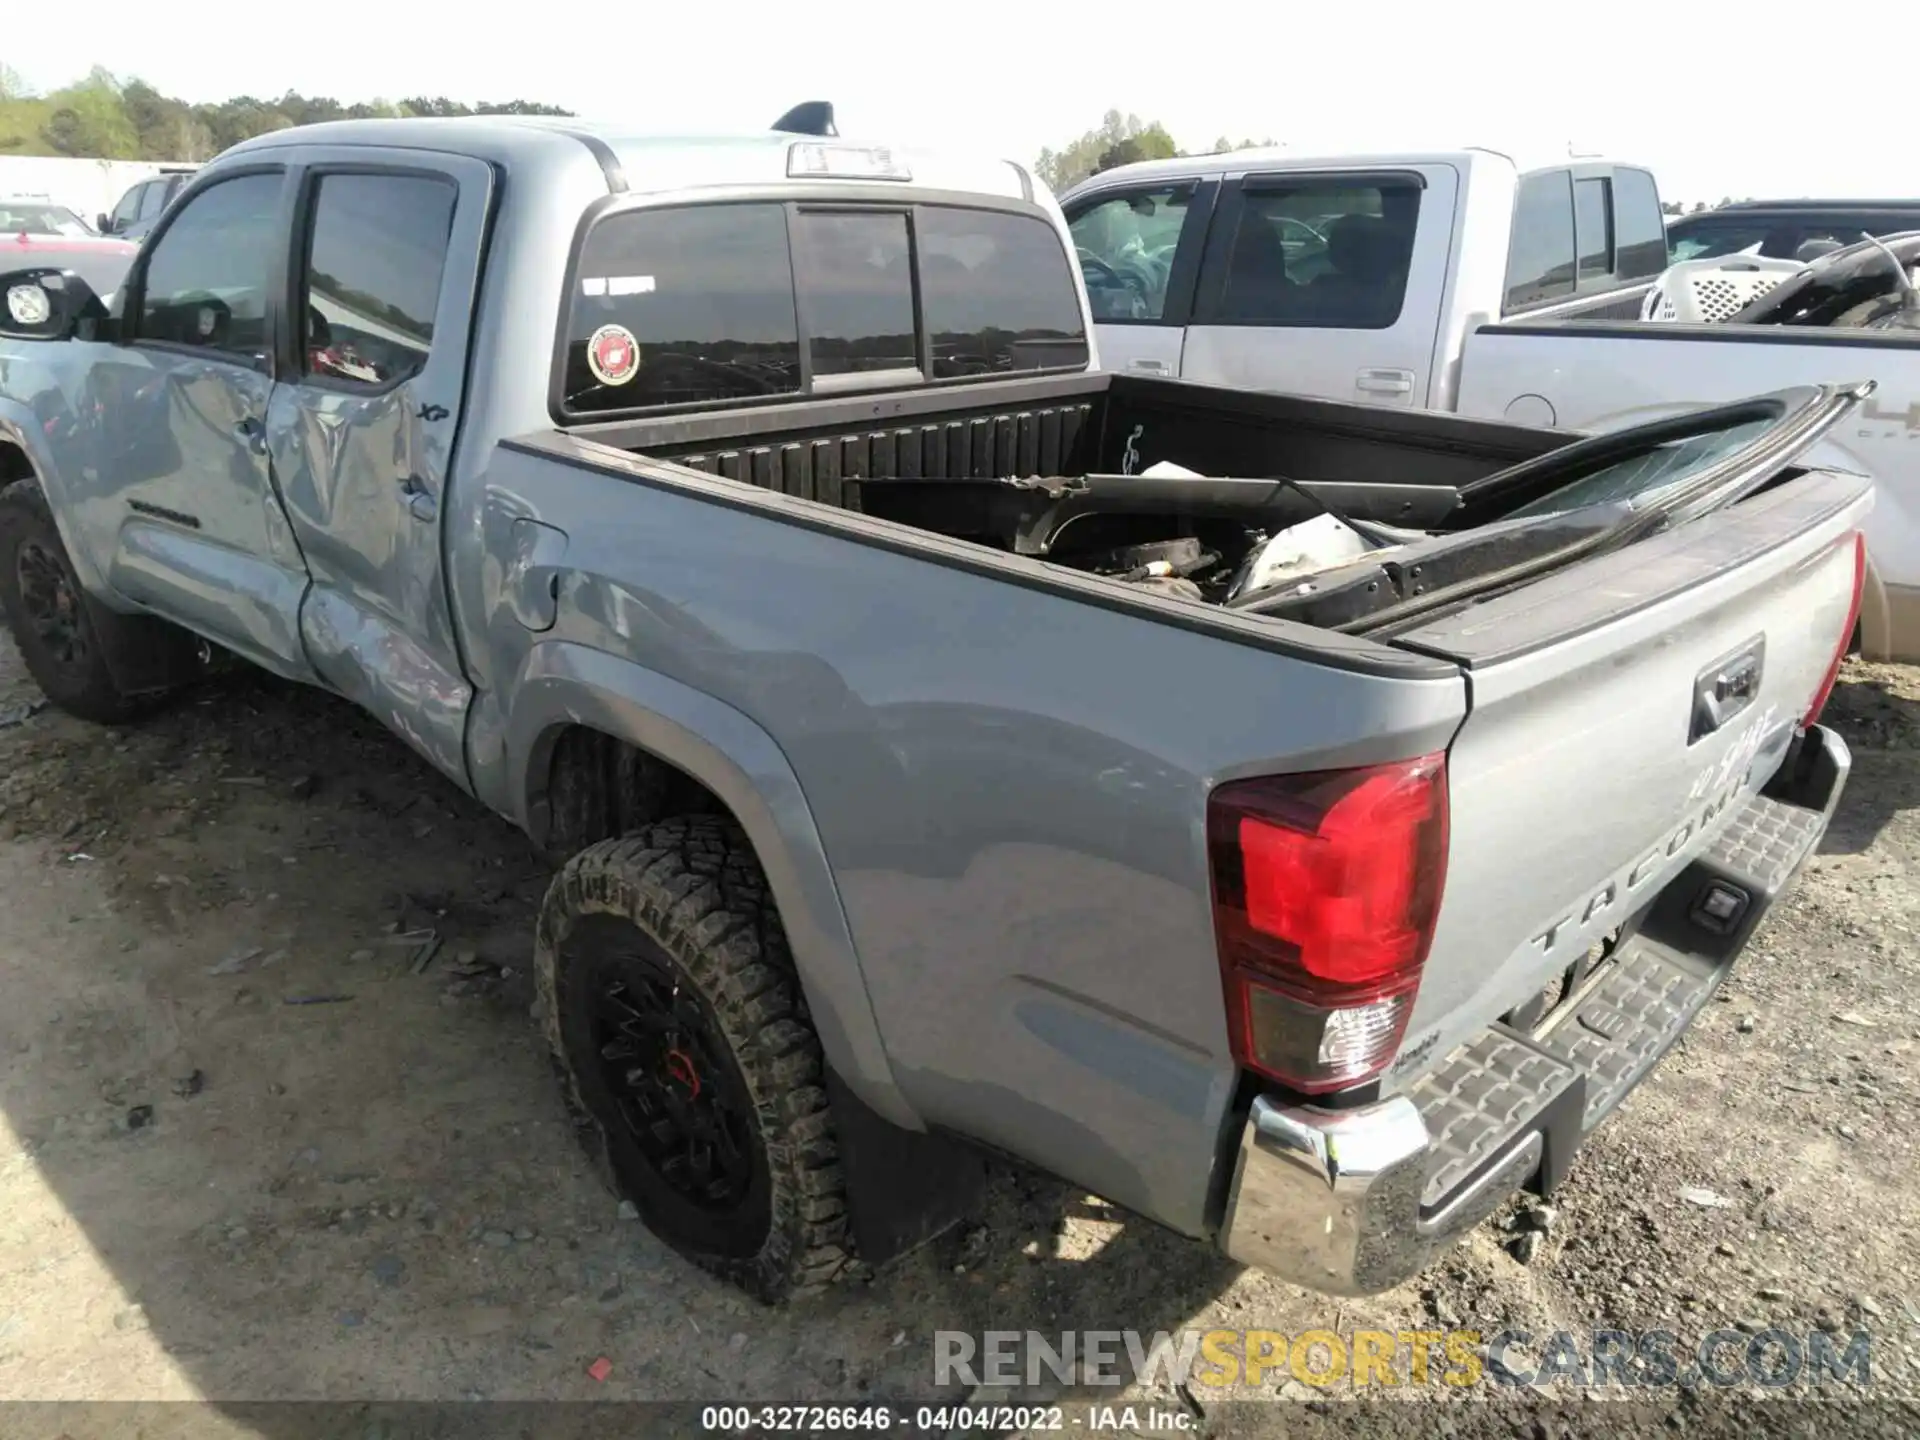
(1574, 177, 1612, 283)
(299, 172, 456, 389)
(564, 202, 803, 413)
(136, 173, 281, 364)
(560, 201, 1084, 417)
(791, 210, 916, 377)
(917, 207, 1088, 375)
(1067, 185, 1194, 322)
(137, 181, 168, 221)
(1504, 171, 1576, 311)
(1612, 168, 1666, 278)
(1213, 179, 1420, 329)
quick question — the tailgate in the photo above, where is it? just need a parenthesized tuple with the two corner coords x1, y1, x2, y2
(1384, 448, 1870, 1085)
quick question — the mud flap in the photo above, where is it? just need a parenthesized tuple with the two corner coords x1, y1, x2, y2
(85, 592, 212, 697)
(825, 1067, 988, 1268)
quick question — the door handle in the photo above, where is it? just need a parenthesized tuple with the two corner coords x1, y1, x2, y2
(1128, 358, 1171, 374)
(1355, 368, 1415, 397)
(234, 416, 268, 456)
(400, 474, 437, 523)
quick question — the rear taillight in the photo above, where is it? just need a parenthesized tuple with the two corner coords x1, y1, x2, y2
(1803, 531, 1865, 729)
(1207, 753, 1449, 1095)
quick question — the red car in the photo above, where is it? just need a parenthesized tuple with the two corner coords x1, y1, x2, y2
(0, 201, 140, 300)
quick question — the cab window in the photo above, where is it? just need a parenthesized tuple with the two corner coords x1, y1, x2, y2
(1206, 177, 1422, 329)
(135, 172, 283, 366)
(298, 172, 457, 388)
(1066, 185, 1196, 322)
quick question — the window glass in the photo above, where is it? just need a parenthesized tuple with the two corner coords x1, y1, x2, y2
(1612, 169, 1666, 278)
(138, 181, 170, 221)
(0, 203, 92, 237)
(916, 206, 1089, 376)
(1212, 179, 1421, 328)
(111, 185, 143, 228)
(1067, 186, 1195, 321)
(792, 210, 916, 376)
(300, 173, 456, 387)
(1574, 178, 1613, 283)
(1507, 416, 1776, 519)
(1504, 171, 1576, 311)
(1665, 222, 1771, 263)
(563, 203, 802, 413)
(137, 173, 282, 362)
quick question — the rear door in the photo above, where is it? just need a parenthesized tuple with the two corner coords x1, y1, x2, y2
(1062, 177, 1216, 379)
(1378, 386, 1871, 1083)
(1179, 164, 1456, 408)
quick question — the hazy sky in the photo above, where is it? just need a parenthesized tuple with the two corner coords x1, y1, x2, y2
(19, 0, 1894, 205)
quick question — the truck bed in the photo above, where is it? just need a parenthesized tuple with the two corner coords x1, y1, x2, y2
(484, 367, 1865, 1251)
(567, 370, 1562, 517)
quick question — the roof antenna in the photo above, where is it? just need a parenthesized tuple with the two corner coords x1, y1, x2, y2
(772, 102, 837, 138)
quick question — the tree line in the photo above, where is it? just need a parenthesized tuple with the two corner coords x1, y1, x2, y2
(0, 66, 571, 162)
(1036, 111, 1277, 193)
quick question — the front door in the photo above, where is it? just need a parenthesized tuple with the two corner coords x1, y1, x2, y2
(263, 153, 492, 790)
(91, 166, 317, 679)
(1063, 179, 1215, 379)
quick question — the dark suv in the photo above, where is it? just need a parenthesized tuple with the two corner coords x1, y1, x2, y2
(1666, 199, 1920, 264)
(97, 167, 200, 242)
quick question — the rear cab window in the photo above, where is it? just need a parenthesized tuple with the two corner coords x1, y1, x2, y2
(558, 197, 1088, 418)
(1504, 165, 1666, 314)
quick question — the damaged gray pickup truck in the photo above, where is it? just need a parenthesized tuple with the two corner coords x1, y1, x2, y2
(0, 108, 1869, 1303)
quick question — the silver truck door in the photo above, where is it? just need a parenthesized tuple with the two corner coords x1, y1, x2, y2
(263, 151, 492, 789)
(1063, 178, 1216, 382)
(90, 165, 318, 680)
(1180, 164, 1458, 408)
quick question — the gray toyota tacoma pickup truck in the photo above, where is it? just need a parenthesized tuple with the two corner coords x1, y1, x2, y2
(0, 107, 1869, 1304)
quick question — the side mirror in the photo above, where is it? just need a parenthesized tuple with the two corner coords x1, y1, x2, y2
(0, 268, 107, 342)
(97, 213, 113, 233)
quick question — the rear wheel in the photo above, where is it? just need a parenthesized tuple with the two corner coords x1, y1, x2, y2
(535, 816, 851, 1301)
(0, 479, 151, 723)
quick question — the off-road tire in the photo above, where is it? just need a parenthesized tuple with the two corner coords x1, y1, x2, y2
(535, 815, 852, 1302)
(0, 478, 152, 724)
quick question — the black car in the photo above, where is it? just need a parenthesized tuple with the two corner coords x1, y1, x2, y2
(97, 167, 200, 241)
(1665, 199, 1920, 264)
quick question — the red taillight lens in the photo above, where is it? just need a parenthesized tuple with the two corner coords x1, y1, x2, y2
(1803, 531, 1865, 729)
(1208, 754, 1448, 1094)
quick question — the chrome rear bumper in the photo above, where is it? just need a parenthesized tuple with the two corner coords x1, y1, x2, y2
(1218, 723, 1849, 1296)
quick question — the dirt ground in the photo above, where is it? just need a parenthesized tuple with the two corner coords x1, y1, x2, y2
(1, 627, 1918, 1437)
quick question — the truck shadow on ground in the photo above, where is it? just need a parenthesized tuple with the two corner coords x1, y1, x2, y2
(0, 659, 1251, 1429)
(1816, 663, 1920, 855)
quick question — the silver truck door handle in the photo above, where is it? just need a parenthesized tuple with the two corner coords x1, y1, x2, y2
(1355, 368, 1414, 396)
(400, 474, 437, 522)
(1128, 358, 1171, 374)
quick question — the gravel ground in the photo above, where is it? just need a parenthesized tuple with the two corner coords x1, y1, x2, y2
(0, 632, 1916, 1438)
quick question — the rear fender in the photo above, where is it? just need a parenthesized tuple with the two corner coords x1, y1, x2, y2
(504, 639, 919, 1131)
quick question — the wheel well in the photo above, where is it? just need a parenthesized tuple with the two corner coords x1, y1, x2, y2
(539, 724, 727, 860)
(0, 442, 34, 487)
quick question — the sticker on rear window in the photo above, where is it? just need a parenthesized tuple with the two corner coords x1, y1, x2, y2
(587, 324, 640, 387)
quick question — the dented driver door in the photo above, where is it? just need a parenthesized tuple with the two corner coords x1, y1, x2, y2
(263, 149, 494, 791)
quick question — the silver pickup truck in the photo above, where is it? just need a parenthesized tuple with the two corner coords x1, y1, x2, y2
(0, 108, 1868, 1305)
